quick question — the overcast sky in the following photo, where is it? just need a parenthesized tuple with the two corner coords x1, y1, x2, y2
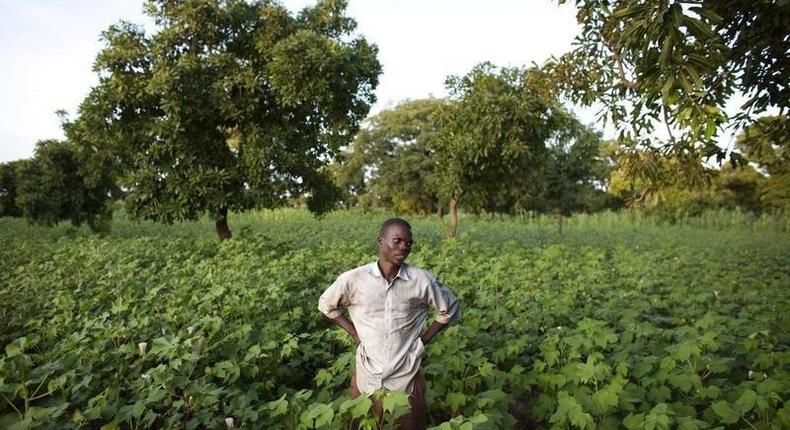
(0, 0, 582, 163)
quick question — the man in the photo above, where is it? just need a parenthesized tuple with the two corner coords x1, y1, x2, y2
(318, 218, 460, 429)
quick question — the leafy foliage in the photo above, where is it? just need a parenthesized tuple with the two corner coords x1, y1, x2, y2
(0, 161, 23, 218)
(434, 63, 583, 237)
(735, 116, 789, 177)
(547, 0, 790, 177)
(735, 116, 790, 211)
(606, 115, 789, 218)
(13, 140, 114, 233)
(332, 98, 446, 213)
(77, 0, 381, 239)
(1, 210, 788, 429)
(536, 124, 609, 217)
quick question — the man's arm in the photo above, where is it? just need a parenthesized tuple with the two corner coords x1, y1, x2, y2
(319, 274, 359, 345)
(421, 274, 460, 345)
(327, 314, 360, 345)
(421, 321, 448, 345)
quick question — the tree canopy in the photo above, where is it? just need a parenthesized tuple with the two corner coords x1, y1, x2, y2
(77, 0, 381, 239)
(333, 98, 445, 213)
(434, 63, 581, 237)
(735, 115, 790, 210)
(0, 161, 23, 218)
(547, 0, 790, 174)
(13, 139, 114, 232)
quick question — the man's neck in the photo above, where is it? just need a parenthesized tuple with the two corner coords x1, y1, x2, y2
(377, 259, 401, 282)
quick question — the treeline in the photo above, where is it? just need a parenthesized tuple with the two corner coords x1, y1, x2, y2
(328, 95, 788, 230)
(1, 0, 788, 238)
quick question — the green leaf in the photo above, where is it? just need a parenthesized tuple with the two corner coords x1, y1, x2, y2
(676, 416, 711, 430)
(478, 361, 494, 377)
(592, 381, 621, 414)
(659, 35, 674, 66)
(690, 6, 723, 25)
(132, 401, 145, 419)
(734, 389, 756, 415)
(644, 403, 672, 430)
(661, 76, 675, 100)
(633, 361, 653, 378)
(623, 414, 644, 430)
(683, 16, 715, 39)
(266, 394, 288, 417)
(711, 400, 739, 424)
(5, 343, 22, 358)
(382, 392, 410, 415)
(5, 417, 33, 430)
(351, 396, 372, 419)
(300, 403, 333, 428)
(315, 369, 332, 387)
(149, 336, 175, 356)
(100, 420, 120, 430)
(612, 5, 647, 19)
(550, 391, 594, 430)
(446, 392, 467, 412)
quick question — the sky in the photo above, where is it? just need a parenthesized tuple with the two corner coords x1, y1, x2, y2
(0, 0, 583, 163)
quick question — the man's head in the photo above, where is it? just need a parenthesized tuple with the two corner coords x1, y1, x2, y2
(377, 218, 413, 267)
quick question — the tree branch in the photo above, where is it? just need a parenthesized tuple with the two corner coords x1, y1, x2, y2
(662, 105, 677, 145)
(612, 45, 639, 89)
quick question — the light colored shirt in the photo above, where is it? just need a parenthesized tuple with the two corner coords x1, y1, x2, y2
(318, 262, 460, 395)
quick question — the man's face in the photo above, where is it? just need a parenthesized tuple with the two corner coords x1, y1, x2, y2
(378, 224, 413, 266)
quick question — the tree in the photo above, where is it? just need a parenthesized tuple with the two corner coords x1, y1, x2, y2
(547, 0, 790, 178)
(606, 145, 764, 219)
(714, 164, 764, 213)
(15, 140, 114, 232)
(434, 63, 573, 238)
(0, 161, 23, 218)
(333, 98, 446, 214)
(735, 115, 790, 211)
(735, 116, 789, 175)
(79, 0, 380, 239)
(537, 124, 607, 233)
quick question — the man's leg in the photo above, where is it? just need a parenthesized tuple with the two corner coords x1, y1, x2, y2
(351, 369, 384, 422)
(350, 369, 361, 398)
(397, 371, 426, 430)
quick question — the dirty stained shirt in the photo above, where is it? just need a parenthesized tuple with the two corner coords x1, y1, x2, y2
(318, 262, 460, 395)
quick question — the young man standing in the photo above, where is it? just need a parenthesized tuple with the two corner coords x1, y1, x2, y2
(318, 218, 460, 429)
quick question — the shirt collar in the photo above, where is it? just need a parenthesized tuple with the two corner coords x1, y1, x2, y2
(368, 261, 410, 281)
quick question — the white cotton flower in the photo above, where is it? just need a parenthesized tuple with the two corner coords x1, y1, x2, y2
(225, 417, 235, 428)
(142, 373, 151, 381)
(187, 326, 195, 335)
(556, 326, 563, 330)
(138, 342, 148, 355)
(748, 370, 754, 378)
(161, 328, 166, 335)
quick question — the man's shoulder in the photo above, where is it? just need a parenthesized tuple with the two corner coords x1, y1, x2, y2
(402, 263, 437, 282)
(336, 262, 377, 281)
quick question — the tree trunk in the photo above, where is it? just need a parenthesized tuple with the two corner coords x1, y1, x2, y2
(556, 210, 563, 235)
(437, 205, 444, 220)
(216, 207, 232, 241)
(448, 198, 458, 239)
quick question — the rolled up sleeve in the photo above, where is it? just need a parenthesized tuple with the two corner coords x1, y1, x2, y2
(318, 274, 349, 319)
(427, 275, 460, 324)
